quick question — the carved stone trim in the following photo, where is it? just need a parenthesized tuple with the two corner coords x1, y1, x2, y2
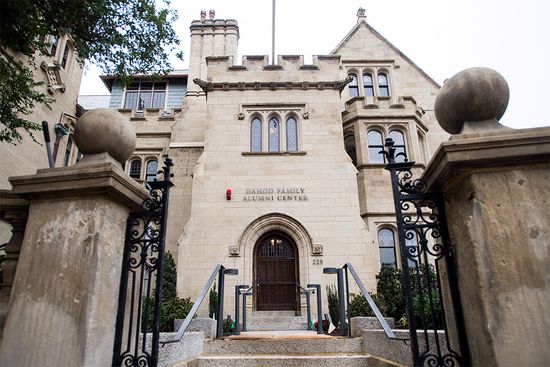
(194, 76, 353, 95)
(40, 61, 66, 94)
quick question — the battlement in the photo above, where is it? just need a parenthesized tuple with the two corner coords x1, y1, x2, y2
(203, 54, 344, 84)
(190, 19, 239, 38)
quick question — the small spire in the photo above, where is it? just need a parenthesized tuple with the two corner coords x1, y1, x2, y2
(357, 7, 366, 23)
(200, 10, 206, 22)
(209, 9, 215, 20)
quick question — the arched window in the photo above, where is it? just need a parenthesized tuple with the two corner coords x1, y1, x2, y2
(61, 42, 71, 69)
(129, 159, 142, 180)
(268, 116, 280, 152)
(145, 160, 158, 182)
(363, 73, 374, 97)
(378, 228, 397, 267)
(344, 134, 357, 166)
(378, 73, 389, 97)
(286, 116, 298, 152)
(388, 130, 407, 163)
(367, 130, 385, 164)
(250, 117, 262, 152)
(348, 74, 359, 98)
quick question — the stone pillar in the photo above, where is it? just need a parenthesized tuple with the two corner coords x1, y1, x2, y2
(0, 109, 148, 367)
(423, 68, 550, 366)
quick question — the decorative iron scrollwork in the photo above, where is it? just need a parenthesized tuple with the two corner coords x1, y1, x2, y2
(113, 157, 174, 367)
(384, 139, 470, 367)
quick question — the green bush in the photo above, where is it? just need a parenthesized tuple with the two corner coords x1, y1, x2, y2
(209, 282, 218, 319)
(326, 284, 339, 328)
(349, 292, 387, 318)
(377, 265, 406, 322)
(162, 252, 177, 300)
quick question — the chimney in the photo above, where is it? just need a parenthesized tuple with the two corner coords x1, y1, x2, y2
(200, 10, 206, 22)
(357, 7, 366, 23)
(209, 9, 215, 20)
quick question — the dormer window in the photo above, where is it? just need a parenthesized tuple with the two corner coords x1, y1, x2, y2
(124, 81, 167, 110)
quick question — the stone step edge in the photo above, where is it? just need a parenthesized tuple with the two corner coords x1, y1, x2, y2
(197, 353, 370, 359)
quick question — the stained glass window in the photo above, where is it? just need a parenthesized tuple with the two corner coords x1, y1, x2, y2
(268, 117, 280, 152)
(286, 117, 298, 152)
(250, 118, 262, 152)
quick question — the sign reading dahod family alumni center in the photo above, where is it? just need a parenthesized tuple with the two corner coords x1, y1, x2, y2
(242, 187, 308, 202)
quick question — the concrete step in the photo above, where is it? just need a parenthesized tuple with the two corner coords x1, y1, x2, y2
(206, 336, 363, 355)
(245, 314, 309, 331)
(193, 354, 372, 367)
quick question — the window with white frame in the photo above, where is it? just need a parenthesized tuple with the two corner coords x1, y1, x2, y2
(346, 68, 392, 99)
(378, 73, 390, 97)
(367, 128, 408, 163)
(348, 73, 359, 97)
(124, 81, 167, 110)
(363, 73, 374, 97)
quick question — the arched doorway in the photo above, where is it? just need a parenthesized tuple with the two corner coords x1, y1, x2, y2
(253, 231, 299, 311)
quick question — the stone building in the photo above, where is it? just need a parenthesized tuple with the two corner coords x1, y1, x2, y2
(0, 35, 83, 244)
(100, 9, 449, 312)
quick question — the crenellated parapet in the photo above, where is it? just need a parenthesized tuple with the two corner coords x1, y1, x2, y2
(190, 19, 239, 38)
(196, 54, 348, 93)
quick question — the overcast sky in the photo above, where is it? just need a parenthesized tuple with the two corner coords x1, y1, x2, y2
(79, 0, 550, 128)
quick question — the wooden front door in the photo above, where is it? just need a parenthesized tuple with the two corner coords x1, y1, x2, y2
(255, 233, 298, 311)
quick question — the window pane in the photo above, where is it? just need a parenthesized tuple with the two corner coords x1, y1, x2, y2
(61, 44, 70, 68)
(368, 148, 384, 163)
(388, 130, 404, 145)
(378, 229, 395, 248)
(153, 82, 167, 90)
(250, 118, 262, 152)
(130, 159, 141, 179)
(379, 248, 397, 267)
(349, 74, 359, 97)
(378, 73, 389, 97)
(286, 117, 298, 152)
(363, 73, 374, 97)
(152, 91, 165, 108)
(138, 92, 151, 109)
(127, 82, 140, 90)
(140, 82, 153, 90)
(124, 92, 138, 109)
(367, 131, 383, 146)
(344, 135, 357, 166)
(145, 160, 158, 182)
(268, 117, 280, 152)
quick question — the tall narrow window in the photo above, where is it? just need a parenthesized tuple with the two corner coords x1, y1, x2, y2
(129, 159, 142, 180)
(63, 137, 72, 166)
(50, 36, 59, 56)
(268, 117, 280, 152)
(61, 43, 70, 69)
(367, 130, 385, 164)
(348, 74, 359, 97)
(378, 73, 389, 97)
(378, 228, 397, 267)
(145, 160, 158, 182)
(250, 117, 262, 152)
(286, 117, 298, 152)
(344, 134, 357, 166)
(389, 130, 407, 163)
(363, 73, 374, 97)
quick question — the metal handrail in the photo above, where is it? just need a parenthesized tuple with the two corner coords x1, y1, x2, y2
(160, 264, 237, 346)
(296, 283, 313, 330)
(344, 263, 404, 340)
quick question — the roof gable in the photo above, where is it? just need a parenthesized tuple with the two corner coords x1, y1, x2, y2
(331, 21, 440, 89)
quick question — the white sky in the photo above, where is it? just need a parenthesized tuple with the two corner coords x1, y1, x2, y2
(79, 0, 550, 128)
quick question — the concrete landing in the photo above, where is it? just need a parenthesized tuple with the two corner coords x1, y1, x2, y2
(228, 330, 332, 340)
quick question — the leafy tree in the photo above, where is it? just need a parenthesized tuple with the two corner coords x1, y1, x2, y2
(0, 0, 182, 143)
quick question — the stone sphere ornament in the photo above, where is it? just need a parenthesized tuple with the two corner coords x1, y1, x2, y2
(434, 67, 510, 134)
(74, 109, 136, 163)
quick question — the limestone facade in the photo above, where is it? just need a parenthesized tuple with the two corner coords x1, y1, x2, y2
(103, 12, 448, 313)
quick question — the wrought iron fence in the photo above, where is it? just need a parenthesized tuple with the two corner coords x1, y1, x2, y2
(112, 157, 174, 367)
(382, 138, 470, 367)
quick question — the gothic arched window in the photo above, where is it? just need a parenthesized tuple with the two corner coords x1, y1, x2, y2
(129, 159, 142, 180)
(268, 117, 280, 152)
(378, 73, 389, 97)
(378, 228, 397, 267)
(348, 74, 359, 98)
(367, 130, 385, 164)
(363, 73, 374, 97)
(286, 116, 298, 152)
(145, 159, 158, 182)
(388, 130, 407, 163)
(250, 117, 262, 152)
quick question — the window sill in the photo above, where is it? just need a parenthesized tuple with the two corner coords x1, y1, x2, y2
(242, 151, 307, 156)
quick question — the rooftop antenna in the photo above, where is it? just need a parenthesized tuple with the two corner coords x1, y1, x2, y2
(271, 0, 276, 64)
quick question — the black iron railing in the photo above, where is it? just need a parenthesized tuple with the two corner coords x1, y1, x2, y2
(161, 264, 238, 345)
(324, 263, 401, 340)
(383, 137, 470, 367)
(112, 157, 174, 367)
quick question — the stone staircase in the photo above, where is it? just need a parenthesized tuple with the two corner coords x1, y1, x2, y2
(245, 311, 309, 331)
(187, 332, 395, 367)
